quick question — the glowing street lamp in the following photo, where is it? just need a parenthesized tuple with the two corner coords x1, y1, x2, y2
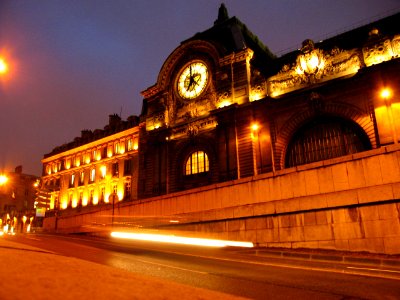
(251, 123, 261, 175)
(0, 58, 8, 74)
(381, 88, 391, 99)
(380, 88, 398, 144)
(0, 174, 8, 186)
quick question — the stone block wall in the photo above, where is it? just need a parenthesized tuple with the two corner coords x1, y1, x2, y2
(44, 144, 400, 254)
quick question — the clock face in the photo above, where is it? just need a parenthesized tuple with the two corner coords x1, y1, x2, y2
(177, 61, 209, 99)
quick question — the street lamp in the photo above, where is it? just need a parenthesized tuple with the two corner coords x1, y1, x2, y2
(251, 123, 261, 175)
(0, 174, 8, 186)
(0, 58, 8, 74)
(380, 88, 398, 145)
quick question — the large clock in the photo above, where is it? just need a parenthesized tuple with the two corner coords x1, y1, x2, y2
(177, 61, 209, 99)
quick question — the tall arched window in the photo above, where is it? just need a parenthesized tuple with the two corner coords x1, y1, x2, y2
(185, 151, 209, 175)
(285, 116, 371, 168)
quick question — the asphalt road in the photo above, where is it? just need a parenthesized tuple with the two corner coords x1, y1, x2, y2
(9, 233, 400, 299)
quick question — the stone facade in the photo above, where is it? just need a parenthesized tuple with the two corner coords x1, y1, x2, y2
(44, 144, 400, 254)
(42, 6, 400, 254)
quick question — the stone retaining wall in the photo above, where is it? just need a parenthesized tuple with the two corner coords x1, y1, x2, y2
(44, 144, 400, 254)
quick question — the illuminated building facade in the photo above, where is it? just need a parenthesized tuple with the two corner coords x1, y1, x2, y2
(42, 6, 400, 254)
(41, 115, 139, 211)
(140, 6, 400, 197)
(0, 166, 38, 231)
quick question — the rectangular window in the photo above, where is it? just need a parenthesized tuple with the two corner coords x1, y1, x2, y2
(92, 149, 97, 161)
(70, 174, 75, 188)
(113, 184, 118, 195)
(90, 168, 96, 183)
(89, 189, 94, 204)
(102, 146, 107, 159)
(100, 165, 106, 179)
(79, 171, 85, 185)
(107, 145, 113, 157)
(124, 159, 132, 176)
(124, 181, 131, 200)
(112, 162, 119, 177)
(127, 138, 133, 151)
(114, 142, 120, 155)
(76, 155, 81, 167)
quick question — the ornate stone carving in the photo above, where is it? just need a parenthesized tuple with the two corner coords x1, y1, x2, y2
(170, 116, 218, 140)
(216, 91, 232, 108)
(363, 38, 393, 66)
(268, 40, 363, 97)
(146, 112, 165, 131)
(392, 35, 400, 57)
(250, 81, 267, 102)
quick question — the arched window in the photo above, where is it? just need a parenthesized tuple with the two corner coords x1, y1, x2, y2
(185, 151, 209, 175)
(286, 116, 371, 168)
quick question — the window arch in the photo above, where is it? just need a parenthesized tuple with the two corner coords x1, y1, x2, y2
(285, 116, 371, 168)
(185, 151, 209, 175)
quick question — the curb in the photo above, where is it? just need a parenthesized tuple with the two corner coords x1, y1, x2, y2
(250, 249, 400, 269)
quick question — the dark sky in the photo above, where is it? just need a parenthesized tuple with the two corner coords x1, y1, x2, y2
(1, 0, 399, 176)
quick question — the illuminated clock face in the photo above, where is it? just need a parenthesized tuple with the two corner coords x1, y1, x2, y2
(177, 61, 209, 99)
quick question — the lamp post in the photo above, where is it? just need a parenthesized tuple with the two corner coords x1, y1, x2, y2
(381, 88, 398, 145)
(251, 123, 260, 175)
(109, 193, 118, 228)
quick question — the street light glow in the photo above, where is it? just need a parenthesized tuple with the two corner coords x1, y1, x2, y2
(380, 88, 391, 99)
(0, 58, 8, 74)
(0, 175, 8, 186)
(251, 123, 259, 131)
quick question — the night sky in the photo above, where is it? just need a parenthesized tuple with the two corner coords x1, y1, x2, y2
(1, 0, 399, 176)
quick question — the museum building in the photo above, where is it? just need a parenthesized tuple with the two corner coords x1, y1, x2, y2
(41, 6, 400, 254)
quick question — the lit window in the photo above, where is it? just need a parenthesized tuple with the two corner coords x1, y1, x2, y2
(100, 165, 107, 179)
(75, 155, 81, 167)
(114, 142, 120, 155)
(92, 149, 97, 160)
(125, 181, 131, 200)
(46, 165, 51, 175)
(185, 151, 209, 175)
(65, 158, 71, 169)
(70, 174, 75, 188)
(85, 153, 91, 164)
(107, 145, 113, 157)
(133, 138, 138, 150)
(127, 138, 133, 151)
(79, 171, 85, 185)
(90, 168, 96, 183)
(112, 162, 119, 177)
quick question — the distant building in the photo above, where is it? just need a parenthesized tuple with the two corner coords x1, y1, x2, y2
(42, 5, 400, 254)
(41, 115, 139, 210)
(0, 166, 38, 230)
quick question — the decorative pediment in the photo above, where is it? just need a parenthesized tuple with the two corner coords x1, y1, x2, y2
(362, 32, 400, 66)
(268, 39, 363, 97)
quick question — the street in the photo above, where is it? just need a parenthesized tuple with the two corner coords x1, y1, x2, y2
(8, 233, 400, 299)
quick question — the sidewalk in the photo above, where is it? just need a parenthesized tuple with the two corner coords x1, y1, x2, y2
(0, 236, 244, 300)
